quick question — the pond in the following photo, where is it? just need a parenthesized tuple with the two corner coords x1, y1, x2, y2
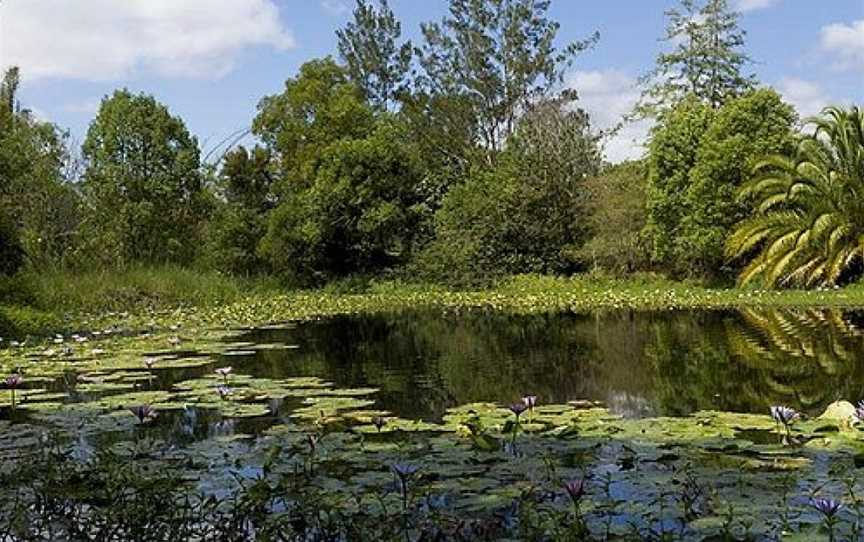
(233, 307, 864, 422)
(2, 306, 864, 540)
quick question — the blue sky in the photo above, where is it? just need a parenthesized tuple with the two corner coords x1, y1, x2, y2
(1, 0, 862, 162)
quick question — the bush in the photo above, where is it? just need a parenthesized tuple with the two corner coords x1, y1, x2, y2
(413, 100, 601, 285)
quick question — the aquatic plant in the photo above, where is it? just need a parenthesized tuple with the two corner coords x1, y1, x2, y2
(372, 416, 386, 432)
(522, 394, 537, 421)
(812, 497, 843, 542)
(563, 478, 586, 507)
(509, 402, 527, 419)
(854, 401, 864, 424)
(392, 463, 420, 511)
(216, 385, 232, 400)
(128, 404, 157, 424)
(215, 366, 232, 383)
(770, 405, 799, 439)
(5, 373, 22, 409)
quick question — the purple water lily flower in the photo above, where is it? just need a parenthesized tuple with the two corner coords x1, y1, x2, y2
(392, 463, 419, 480)
(215, 367, 232, 383)
(372, 416, 387, 432)
(812, 497, 843, 518)
(522, 395, 538, 409)
(509, 402, 528, 419)
(5, 374, 22, 409)
(129, 404, 157, 424)
(563, 479, 587, 504)
(770, 405, 800, 428)
(216, 385, 232, 399)
(855, 401, 864, 423)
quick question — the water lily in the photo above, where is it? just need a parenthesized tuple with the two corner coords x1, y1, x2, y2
(509, 402, 528, 419)
(563, 478, 587, 506)
(306, 433, 320, 452)
(129, 404, 157, 424)
(770, 405, 799, 437)
(143, 358, 156, 370)
(855, 401, 864, 424)
(812, 497, 843, 518)
(215, 367, 232, 383)
(372, 416, 387, 432)
(5, 374, 22, 409)
(216, 385, 232, 400)
(812, 497, 843, 542)
(523, 395, 538, 422)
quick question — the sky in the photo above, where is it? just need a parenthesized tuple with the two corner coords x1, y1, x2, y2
(0, 0, 862, 163)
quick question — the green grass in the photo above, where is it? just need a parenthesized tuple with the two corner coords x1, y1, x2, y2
(18, 266, 282, 313)
(4, 268, 864, 338)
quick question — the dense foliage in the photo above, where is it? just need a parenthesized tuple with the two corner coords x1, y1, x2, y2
(727, 106, 864, 287)
(0, 0, 859, 294)
(646, 90, 797, 279)
(80, 90, 208, 267)
(0, 68, 77, 272)
(580, 161, 650, 275)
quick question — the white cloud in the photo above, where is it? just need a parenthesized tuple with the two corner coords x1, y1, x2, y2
(321, 0, 351, 16)
(777, 77, 833, 119)
(0, 0, 296, 81)
(820, 19, 864, 71)
(61, 99, 101, 115)
(566, 70, 651, 163)
(734, 0, 780, 12)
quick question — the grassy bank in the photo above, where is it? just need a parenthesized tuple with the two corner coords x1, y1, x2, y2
(0, 266, 279, 336)
(4, 269, 864, 338)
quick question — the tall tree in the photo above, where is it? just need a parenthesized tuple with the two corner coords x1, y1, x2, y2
(336, 0, 412, 110)
(636, 0, 755, 117)
(0, 67, 78, 271)
(644, 90, 796, 279)
(81, 90, 207, 266)
(254, 59, 424, 283)
(416, 0, 598, 162)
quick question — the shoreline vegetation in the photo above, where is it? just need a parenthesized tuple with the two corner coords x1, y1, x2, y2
(5, 268, 864, 339)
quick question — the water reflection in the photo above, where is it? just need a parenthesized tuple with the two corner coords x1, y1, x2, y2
(235, 307, 864, 419)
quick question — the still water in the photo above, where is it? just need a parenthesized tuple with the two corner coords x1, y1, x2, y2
(227, 307, 864, 420)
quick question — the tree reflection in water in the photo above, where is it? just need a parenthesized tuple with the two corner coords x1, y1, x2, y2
(236, 307, 864, 420)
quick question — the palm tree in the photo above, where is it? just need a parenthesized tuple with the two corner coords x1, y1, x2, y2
(726, 105, 864, 287)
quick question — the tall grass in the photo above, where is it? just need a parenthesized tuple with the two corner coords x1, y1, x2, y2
(17, 266, 282, 314)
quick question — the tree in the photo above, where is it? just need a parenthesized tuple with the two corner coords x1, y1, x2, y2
(336, 0, 412, 110)
(645, 90, 796, 278)
(727, 106, 864, 288)
(259, 118, 426, 282)
(644, 97, 715, 273)
(253, 58, 374, 190)
(255, 59, 425, 282)
(0, 67, 78, 271)
(579, 161, 650, 275)
(636, 0, 755, 117)
(416, 0, 598, 162)
(680, 89, 796, 275)
(81, 89, 206, 266)
(205, 146, 274, 275)
(414, 99, 602, 283)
